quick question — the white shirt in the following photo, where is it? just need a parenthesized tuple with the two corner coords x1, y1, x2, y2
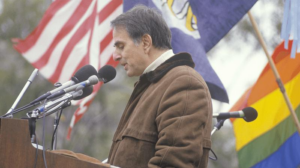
(143, 49, 175, 74)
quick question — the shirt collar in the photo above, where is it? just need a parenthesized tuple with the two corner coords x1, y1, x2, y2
(143, 49, 174, 74)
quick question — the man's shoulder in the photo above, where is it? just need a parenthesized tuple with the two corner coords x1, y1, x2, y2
(168, 65, 203, 79)
(159, 66, 206, 88)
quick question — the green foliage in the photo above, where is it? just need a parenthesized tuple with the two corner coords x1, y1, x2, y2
(0, 0, 51, 40)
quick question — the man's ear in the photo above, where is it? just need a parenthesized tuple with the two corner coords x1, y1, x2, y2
(142, 34, 152, 54)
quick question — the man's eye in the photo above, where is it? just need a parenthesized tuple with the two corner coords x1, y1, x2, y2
(114, 44, 124, 50)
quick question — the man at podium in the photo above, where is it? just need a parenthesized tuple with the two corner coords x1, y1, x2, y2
(107, 5, 212, 168)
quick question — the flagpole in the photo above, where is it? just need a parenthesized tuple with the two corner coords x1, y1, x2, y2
(247, 11, 300, 134)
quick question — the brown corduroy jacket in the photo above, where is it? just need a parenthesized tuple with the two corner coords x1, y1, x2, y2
(108, 53, 212, 168)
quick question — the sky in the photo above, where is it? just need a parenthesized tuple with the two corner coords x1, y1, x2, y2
(208, 0, 282, 113)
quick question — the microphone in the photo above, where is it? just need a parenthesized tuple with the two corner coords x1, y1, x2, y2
(30, 65, 98, 104)
(73, 86, 93, 100)
(213, 107, 258, 122)
(27, 90, 84, 118)
(71, 64, 98, 83)
(98, 65, 116, 83)
(47, 65, 116, 100)
(5, 68, 39, 116)
(46, 75, 99, 100)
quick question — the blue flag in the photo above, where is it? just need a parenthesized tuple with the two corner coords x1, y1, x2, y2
(123, 0, 257, 103)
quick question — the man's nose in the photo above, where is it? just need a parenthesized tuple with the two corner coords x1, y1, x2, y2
(113, 51, 121, 61)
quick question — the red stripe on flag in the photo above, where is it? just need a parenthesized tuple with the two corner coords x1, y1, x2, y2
(98, 30, 119, 67)
(106, 54, 119, 67)
(48, 1, 98, 83)
(67, 127, 73, 140)
(67, 83, 102, 139)
(14, 0, 70, 53)
(100, 29, 113, 53)
(32, 0, 93, 69)
(99, 0, 123, 23)
(71, 54, 91, 82)
(260, 41, 294, 78)
(66, 1, 123, 139)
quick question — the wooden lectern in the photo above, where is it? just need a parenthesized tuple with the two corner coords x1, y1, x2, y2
(0, 118, 111, 168)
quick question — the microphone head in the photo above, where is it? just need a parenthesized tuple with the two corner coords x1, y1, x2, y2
(242, 107, 258, 122)
(98, 65, 116, 83)
(88, 75, 99, 85)
(72, 65, 98, 83)
(73, 86, 93, 100)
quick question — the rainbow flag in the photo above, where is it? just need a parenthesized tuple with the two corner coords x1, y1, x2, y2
(230, 41, 300, 168)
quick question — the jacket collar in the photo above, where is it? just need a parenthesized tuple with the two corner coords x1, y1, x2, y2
(140, 52, 195, 83)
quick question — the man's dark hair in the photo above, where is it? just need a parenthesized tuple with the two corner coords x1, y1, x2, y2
(111, 5, 172, 50)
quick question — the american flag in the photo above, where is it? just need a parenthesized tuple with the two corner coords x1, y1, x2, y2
(13, 0, 123, 139)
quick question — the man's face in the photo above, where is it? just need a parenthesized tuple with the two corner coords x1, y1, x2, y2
(112, 27, 150, 77)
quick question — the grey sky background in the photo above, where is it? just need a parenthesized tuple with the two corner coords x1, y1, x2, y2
(208, 0, 282, 113)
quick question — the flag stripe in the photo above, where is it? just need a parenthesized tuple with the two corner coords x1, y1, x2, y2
(72, 83, 102, 118)
(230, 42, 300, 122)
(87, 1, 99, 70)
(248, 42, 300, 105)
(233, 72, 300, 151)
(33, 0, 94, 69)
(99, 0, 123, 24)
(97, 3, 123, 46)
(72, 52, 91, 81)
(97, 5, 122, 42)
(236, 106, 300, 168)
(58, 33, 90, 82)
(14, 0, 70, 53)
(96, 2, 122, 67)
(252, 132, 300, 168)
(36, 1, 96, 81)
(100, 39, 115, 67)
(48, 2, 98, 82)
(21, 0, 84, 64)
(67, 1, 122, 138)
(106, 55, 119, 67)
(100, 29, 113, 53)
(31, 0, 91, 65)
(248, 55, 300, 105)
(229, 88, 252, 123)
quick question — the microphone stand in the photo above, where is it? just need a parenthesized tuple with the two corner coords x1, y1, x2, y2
(25, 99, 71, 150)
(53, 110, 60, 150)
(209, 118, 226, 161)
(5, 69, 38, 118)
(51, 101, 71, 150)
(24, 91, 77, 149)
(25, 109, 40, 143)
(20, 89, 81, 151)
(36, 91, 81, 119)
(211, 119, 226, 135)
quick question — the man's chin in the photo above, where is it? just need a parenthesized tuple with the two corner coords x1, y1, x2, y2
(126, 71, 134, 77)
(126, 71, 140, 77)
